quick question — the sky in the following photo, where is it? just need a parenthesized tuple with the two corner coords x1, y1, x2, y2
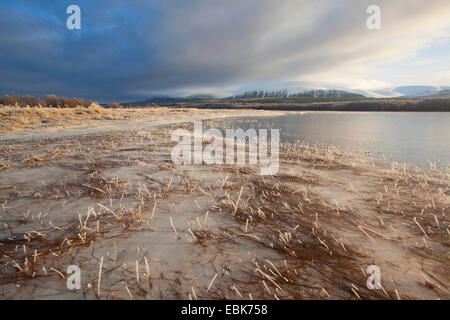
(0, 0, 449, 102)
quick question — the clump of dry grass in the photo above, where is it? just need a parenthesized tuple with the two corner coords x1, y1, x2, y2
(0, 159, 11, 170)
(22, 149, 65, 166)
(87, 103, 104, 113)
(279, 140, 357, 170)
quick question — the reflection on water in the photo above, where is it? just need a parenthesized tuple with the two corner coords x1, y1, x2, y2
(223, 112, 450, 167)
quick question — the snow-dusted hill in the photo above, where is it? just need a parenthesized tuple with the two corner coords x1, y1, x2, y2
(364, 86, 450, 98)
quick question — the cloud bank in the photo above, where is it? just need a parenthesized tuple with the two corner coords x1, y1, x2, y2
(0, 0, 449, 101)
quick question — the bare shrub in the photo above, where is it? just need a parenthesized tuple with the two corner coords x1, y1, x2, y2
(68, 98, 78, 108)
(45, 94, 59, 107)
(0, 95, 15, 106)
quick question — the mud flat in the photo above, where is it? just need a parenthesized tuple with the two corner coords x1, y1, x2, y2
(0, 108, 448, 299)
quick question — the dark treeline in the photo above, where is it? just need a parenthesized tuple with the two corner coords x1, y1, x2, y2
(0, 94, 94, 108)
(179, 98, 450, 112)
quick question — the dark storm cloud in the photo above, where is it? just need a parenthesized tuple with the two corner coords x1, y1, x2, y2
(0, 0, 449, 102)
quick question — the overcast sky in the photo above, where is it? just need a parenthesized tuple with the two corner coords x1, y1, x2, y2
(0, 0, 449, 102)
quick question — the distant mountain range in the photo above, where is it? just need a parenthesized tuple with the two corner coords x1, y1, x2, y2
(229, 89, 364, 99)
(427, 89, 450, 98)
(359, 86, 450, 98)
(127, 89, 365, 105)
(125, 86, 449, 105)
(124, 94, 218, 105)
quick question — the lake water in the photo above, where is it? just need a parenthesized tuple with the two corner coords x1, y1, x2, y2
(224, 112, 450, 167)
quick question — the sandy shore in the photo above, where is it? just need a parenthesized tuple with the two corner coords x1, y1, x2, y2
(0, 108, 448, 299)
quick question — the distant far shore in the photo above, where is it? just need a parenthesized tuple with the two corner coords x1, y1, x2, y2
(148, 97, 450, 112)
(2, 95, 449, 112)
